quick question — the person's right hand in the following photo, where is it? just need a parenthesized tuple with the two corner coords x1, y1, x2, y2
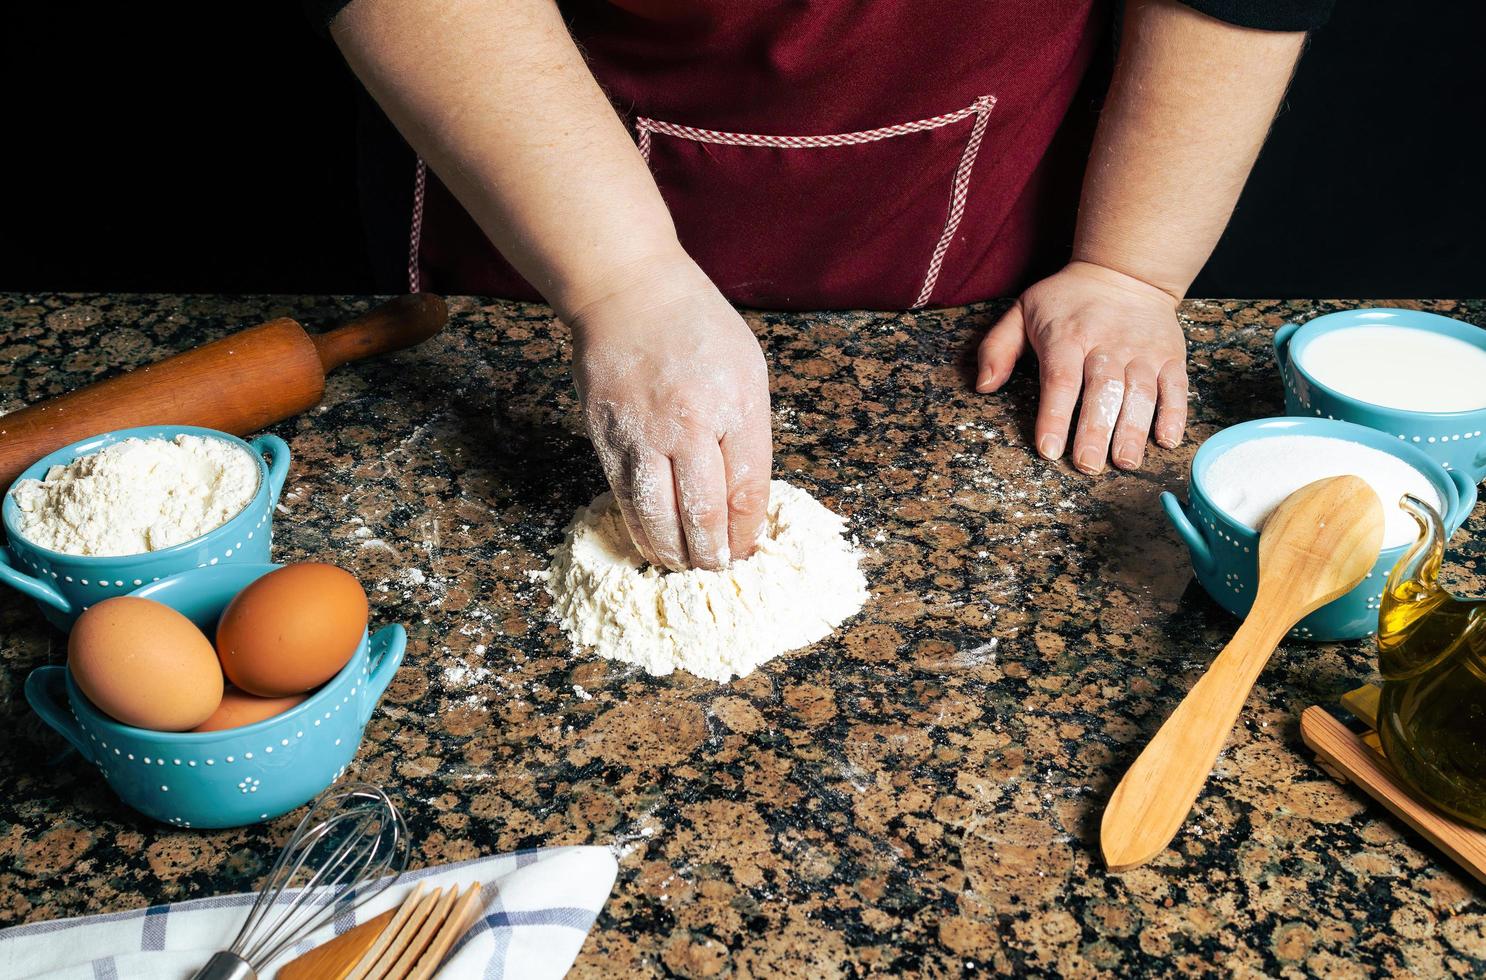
(568, 254, 772, 571)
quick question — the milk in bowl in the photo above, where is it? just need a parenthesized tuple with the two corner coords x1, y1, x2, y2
(1274, 309, 1486, 482)
(1297, 325, 1486, 414)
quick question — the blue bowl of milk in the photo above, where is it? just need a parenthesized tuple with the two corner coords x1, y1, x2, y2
(1162, 417, 1477, 641)
(1274, 309, 1486, 482)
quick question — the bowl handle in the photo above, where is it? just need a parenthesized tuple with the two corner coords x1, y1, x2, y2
(1161, 491, 1215, 577)
(1465, 456, 1486, 488)
(0, 546, 72, 614)
(1273, 321, 1300, 374)
(25, 666, 94, 763)
(1445, 469, 1478, 534)
(362, 624, 407, 725)
(250, 434, 292, 508)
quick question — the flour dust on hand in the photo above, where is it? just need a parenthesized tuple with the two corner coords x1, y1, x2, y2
(568, 256, 772, 573)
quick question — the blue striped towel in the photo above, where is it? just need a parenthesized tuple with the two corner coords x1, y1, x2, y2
(0, 845, 618, 979)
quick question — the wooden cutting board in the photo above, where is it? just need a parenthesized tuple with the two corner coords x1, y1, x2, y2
(1301, 683, 1486, 885)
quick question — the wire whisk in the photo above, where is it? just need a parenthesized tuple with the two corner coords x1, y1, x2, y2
(191, 782, 410, 980)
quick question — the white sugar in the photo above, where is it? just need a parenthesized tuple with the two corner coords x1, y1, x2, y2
(1298, 326, 1486, 413)
(1204, 435, 1439, 548)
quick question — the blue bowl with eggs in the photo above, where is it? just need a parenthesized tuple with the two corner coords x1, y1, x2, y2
(1162, 417, 1476, 641)
(1275, 309, 1486, 482)
(23, 563, 406, 828)
(0, 425, 290, 631)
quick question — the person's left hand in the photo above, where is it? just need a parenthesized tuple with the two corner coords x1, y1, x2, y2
(974, 260, 1189, 473)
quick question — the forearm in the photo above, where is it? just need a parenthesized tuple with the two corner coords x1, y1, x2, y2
(332, 0, 681, 318)
(1074, 0, 1306, 299)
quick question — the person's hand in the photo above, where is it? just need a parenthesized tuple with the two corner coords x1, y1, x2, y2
(568, 254, 772, 571)
(975, 261, 1188, 473)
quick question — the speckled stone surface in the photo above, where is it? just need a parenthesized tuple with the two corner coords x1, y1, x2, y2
(0, 294, 1483, 976)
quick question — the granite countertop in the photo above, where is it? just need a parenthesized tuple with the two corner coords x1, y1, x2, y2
(0, 294, 1483, 976)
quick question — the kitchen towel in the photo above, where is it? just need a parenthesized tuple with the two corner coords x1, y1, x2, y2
(0, 844, 618, 979)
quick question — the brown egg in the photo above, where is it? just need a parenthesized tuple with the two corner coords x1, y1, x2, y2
(216, 563, 368, 697)
(191, 685, 308, 732)
(69, 597, 224, 731)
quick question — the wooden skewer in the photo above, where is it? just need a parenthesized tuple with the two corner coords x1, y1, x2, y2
(383, 885, 460, 980)
(406, 884, 486, 980)
(344, 883, 427, 980)
(364, 886, 444, 980)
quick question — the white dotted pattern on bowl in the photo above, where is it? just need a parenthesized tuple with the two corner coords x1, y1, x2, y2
(1199, 500, 1398, 624)
(68, 661, 373, 806)
(13, 510, 271, 596)
(1289, 367, 1483, 441)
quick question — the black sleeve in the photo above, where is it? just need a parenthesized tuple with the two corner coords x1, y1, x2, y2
(304, 0, 355, 33)
(1177, 0, 1334, 31)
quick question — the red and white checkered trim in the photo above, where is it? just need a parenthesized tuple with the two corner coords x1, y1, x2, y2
(405, 96, 996, 307)
(636, 95, 996, 308)
(408, 157, 427, 293)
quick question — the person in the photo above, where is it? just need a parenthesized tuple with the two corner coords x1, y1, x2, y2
(317, 0, 1328, 571)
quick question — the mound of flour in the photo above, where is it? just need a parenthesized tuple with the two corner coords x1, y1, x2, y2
(542, 480, 868, 682)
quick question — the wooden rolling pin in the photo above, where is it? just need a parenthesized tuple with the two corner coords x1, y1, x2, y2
(0, 293, 448, 489)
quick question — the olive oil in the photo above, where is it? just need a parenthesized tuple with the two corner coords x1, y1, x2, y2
(1377, 494, 1486, 829)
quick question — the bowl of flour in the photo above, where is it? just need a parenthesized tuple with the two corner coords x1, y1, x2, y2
(1, 425, 290, 630)
(1162, 417, 1476, 641)
(1274, 308, 1486, 482)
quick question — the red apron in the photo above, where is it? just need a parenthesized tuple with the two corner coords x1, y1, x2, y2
(410, 0, 1108, 310)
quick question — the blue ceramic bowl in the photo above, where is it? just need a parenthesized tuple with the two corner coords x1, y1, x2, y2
(1275, 309, 1486, 483)
(23, 564, 406, 829)
(1162, 417, 1477, 641)
(0, 425, 289, 630)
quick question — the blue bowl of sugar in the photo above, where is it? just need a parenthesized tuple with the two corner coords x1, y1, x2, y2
(1162, 417, 1477, 641)
(1274, 308, 1486, 483)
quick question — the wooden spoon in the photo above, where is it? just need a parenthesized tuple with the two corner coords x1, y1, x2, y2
(1101, 475, 1384, 871)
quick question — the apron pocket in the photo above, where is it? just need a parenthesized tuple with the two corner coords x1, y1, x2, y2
(637, 96, 995, 310)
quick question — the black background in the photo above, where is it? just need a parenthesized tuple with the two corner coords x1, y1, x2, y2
(2, 2, 1482, 298)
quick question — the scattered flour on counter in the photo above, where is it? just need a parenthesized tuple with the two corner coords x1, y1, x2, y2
(1203, 434, 1440, 548)
(541, 480, 868, 682)
(9, 435, 257, 556)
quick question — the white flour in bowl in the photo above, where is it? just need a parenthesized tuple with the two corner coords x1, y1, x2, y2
(541, 480, 868, 682)
(1203, 434, 1440, 548)
(9, 435, 258, 556)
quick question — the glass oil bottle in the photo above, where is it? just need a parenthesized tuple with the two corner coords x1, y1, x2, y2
(1377, 493, 1486, 829)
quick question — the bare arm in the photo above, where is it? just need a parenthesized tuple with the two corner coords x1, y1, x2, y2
(979, 0, 1305, 472)
(333, 0, 772, 570)
(1075, 1, 1306, 297)
(332, 0, 676, 314)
